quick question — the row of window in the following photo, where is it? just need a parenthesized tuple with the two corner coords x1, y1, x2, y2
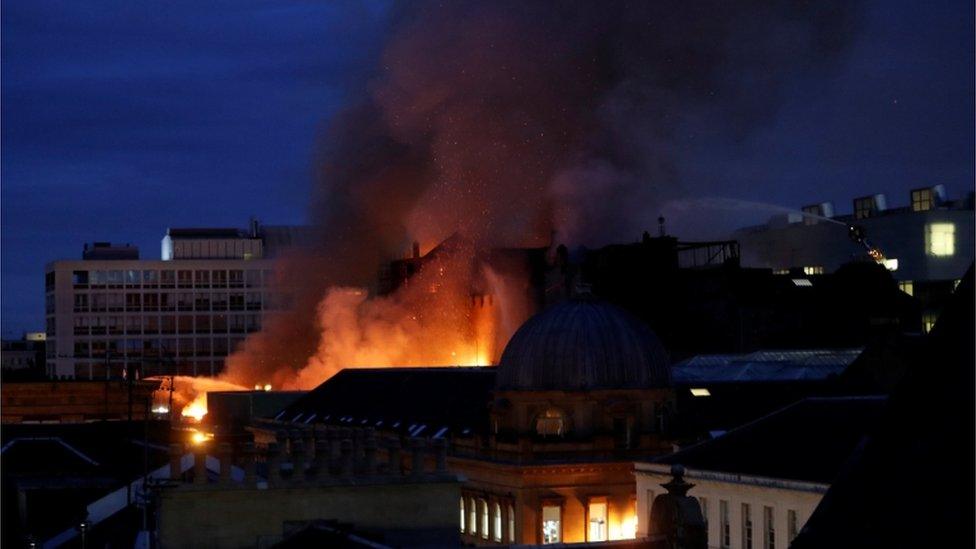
(709, 498, 799, 549)
(70, 314, 262, 336)
(772, 266, 824, 276)
(66, 269, 273, 289)
(66, 292, 271, 314)
(461, 497, 636, 545)
(72, 359, 225, 379)
(71, 336, 247, 359)
(460, 498, 515, 543)
(529, 407, 642, 448)
(851, 188, 945, 220)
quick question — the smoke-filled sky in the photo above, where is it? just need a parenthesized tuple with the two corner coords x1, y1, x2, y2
(2, 0, 973, 334)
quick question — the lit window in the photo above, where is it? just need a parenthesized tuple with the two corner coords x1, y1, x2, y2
(469, 497, 477, 535)
(493, 503, 502, 542)
(480, 499, 489, 539)
(508, 504, 515, 543)
(720, 500, 730, 548)
(588, 500, 608, 541)
(690, 388, 711, 397)
(460, 498, 466, 533)
(535, 408, 566, 436)
(898, 280, 914, 296)
(882, 258, 898, 271)
(763, 506, 775, 549)
(772, 268, 789, 275)
(542, 504, 561, 544)
(742, 503, 753, 549)
(911, 188, 933, 212)
(803, 266, 824, 275)
(792, 278, 813, 287)
(787, 510, 798, 542)
(925, 223, 955, 256)
(922, 313, 937, 334)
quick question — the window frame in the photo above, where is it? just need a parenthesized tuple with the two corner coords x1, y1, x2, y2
(541, 499, 564, 545)
(925, 222, 956, 257)
(742, 502, 753, 549)
(587, 496, 609, 542)
(787, 509, 798, 542)
(911, 188, 933, 212)
(719, 500, 731, 549)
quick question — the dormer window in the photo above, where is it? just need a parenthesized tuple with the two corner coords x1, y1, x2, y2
(535, 408, 566, 436)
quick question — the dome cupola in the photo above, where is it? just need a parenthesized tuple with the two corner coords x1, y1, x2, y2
(496, 298, 670, 391)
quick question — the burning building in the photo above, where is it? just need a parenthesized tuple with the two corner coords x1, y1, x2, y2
(253, 296, 675, 545)
(212, 0, 865, 411)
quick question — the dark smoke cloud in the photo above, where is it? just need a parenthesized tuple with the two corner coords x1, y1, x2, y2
(225, 0, 863, 387)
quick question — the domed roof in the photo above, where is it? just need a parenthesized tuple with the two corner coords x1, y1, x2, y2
(496, 298, 670, 391)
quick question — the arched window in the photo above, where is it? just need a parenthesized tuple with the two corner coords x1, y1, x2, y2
(479, 499, 489, 539)
(460, 497, 466, 533)
(535, 408, 566, 436)
(508, 504, 516, 542)
(493, 502, 502, 542)
(469, 497, 477, 535)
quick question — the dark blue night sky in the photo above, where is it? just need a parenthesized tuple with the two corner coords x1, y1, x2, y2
(2, 0, 973, 334)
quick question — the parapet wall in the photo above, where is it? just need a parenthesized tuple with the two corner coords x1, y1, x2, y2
(157, 426, 461, 548)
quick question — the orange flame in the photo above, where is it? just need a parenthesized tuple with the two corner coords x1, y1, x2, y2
(181, 397, 208, 421)
(152, 375, 249, 422)
(165, 239, 534, 414)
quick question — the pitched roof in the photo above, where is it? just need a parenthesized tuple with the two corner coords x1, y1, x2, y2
(273, 367, 496, 436)
(791, 264, 975, 548)
(657, 396, 886, 484)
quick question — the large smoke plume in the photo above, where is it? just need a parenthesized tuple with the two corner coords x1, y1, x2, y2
(218, 0, 863, 392)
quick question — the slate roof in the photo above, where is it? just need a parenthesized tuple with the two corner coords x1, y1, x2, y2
(273, 367, 496, 437)
(673, 348, 862, 384)
(657, 396, 886, 484)
(496, 298, 671, 391)
(791, 264, 975, 548)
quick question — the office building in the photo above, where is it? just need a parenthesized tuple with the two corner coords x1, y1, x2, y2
(44, 222, 306, 379)
(732, 186, 973, 331)
(253, 297, 675, 545)
(1, 333, 46, 374)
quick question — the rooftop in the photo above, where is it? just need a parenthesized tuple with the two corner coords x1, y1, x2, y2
(496, 298, 671, 391)
(269, 367, 496, 437)
(672, 349, 862, 384)
(654, 396, 886, 484)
